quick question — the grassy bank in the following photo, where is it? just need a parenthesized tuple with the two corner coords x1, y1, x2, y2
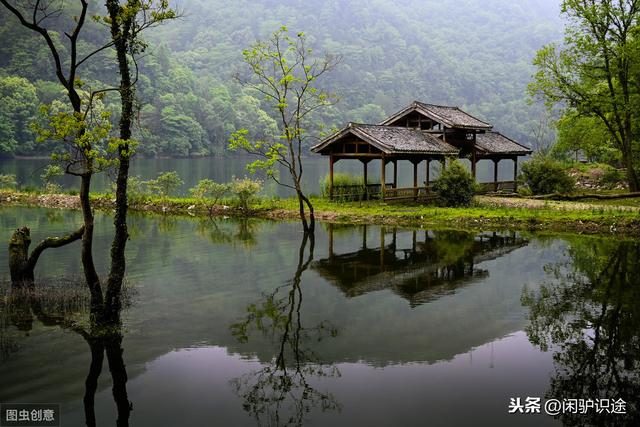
(2, 189, 640, 235)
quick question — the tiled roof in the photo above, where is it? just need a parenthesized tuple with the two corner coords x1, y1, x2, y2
(475, 131, 532, 155)
(355, 124, 459, 154)
(382, 101, 493, 130)
(311, 123, 459, 155)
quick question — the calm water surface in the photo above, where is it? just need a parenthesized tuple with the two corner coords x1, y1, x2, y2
(0, 156, 517, 196)
(0, 207, 638, 426)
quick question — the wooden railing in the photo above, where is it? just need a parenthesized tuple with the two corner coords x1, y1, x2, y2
(384, 185, 438, 201)
(331, 181, 517, 201)
(477, 181, 516, 194)
(330, 183, 392, 201)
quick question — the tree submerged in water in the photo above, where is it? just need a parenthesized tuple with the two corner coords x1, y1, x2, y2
(2, 0, 177, 323)
(0, 278, 134, 426)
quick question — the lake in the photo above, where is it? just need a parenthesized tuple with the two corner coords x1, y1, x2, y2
(0, 156, 518, 197)
(0, 207, 637, 426)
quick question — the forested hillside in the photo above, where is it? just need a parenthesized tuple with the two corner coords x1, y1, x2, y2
(0, 0, 562, 158)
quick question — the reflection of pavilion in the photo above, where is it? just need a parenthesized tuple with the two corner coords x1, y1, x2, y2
(313, 226, 528, 307)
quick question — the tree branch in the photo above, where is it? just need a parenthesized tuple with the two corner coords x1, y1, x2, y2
(27, 226, 85, 270)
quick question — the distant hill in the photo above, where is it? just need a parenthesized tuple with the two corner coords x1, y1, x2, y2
(0, 0, 563, 157)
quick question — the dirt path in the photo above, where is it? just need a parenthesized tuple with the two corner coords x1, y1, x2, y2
(476, 196, 640, 212)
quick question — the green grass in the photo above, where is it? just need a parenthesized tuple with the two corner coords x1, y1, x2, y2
(2, 187, 640, 235)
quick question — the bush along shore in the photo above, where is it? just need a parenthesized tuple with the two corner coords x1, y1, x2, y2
(2, 188, 640, 236)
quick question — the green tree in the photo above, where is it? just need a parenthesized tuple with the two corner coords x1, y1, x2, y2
(40, 164, 64, 193)
(148, 171, 184, 199)
(190, 179, 229, 215)
(1, 0, 176, 325)
(1, 0, 109, 295)
(529, 0, 640, 191)
(230, 176, 262, 212)
(553, 110, 618, 163)
(0, 76, 38, 155)
(229, 26, 339, 234)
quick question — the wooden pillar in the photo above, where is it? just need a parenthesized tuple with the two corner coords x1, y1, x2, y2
(393, 160, 398, 189)
(425, 159, 431, 189)
(513, 157, 518, 192)
(413, 160, 419, 199)
(363, 160, 368, 200)
(381, 157, 386, 200)
(471, 151, 477, 180)
(493, 159, 499, 192)
(329, 155, 335, 200)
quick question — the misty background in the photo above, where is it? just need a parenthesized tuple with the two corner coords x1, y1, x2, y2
(0, 0, 563, 158)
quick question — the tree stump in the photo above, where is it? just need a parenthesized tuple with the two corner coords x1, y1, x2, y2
(9, 227, 34, 287)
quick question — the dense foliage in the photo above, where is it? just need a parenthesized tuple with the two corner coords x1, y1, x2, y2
(519, 154, 575, 195)
(0, 0, 562, 158)
(529, 0, 640, 191)
(432, 159, 476, 207)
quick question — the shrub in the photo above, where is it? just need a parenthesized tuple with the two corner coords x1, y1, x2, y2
(147, 171, 184, 199)
(519, 155, 575, 195)
(190, 179, 230, 214)
(0, 174, 17, 189)
(230, 177, 262, 211)
(41, 165, 63, 193)
(432, 159, 476, 207)
(600, 167, 625, 189)
(320, 173, 366, 201)
(125, 176, 150, 203)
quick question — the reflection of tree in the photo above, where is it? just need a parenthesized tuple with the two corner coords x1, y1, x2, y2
(522, 239, 640, 426)
(83, 332, 131, 427)
(230, 234, 340, 427)
(0, 281, 132, 426)
(197, 217, 257, 248)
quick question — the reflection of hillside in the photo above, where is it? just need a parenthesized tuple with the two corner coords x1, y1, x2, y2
(313, 226, 528, 307)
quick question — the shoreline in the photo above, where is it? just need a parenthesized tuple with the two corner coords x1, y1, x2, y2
(2, 190, 639, 236)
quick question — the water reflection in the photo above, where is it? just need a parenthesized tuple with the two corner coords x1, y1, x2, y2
(230, 234, 341, 426)
(197, 217, 258, 248)
(314, 225, 528, 307)
(0, 282, 131, 426)
(523, 238, 640, 426)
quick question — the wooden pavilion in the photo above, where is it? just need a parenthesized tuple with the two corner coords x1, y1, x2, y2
(311, 101, 532, 201)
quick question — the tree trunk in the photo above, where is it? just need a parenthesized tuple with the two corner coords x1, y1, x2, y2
(8, 227, 32, 288)
(622, 147, 640, 192)
(80, 174, 103, 316)
(8, 226, 83, 288)
(103, 0, 134, 324)
(301, 193, 315, 234)
(297, 192, 309, 233)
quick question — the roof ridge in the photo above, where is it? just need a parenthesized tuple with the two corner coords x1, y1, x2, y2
(415, 100, 458, 109)
(352, 124, 393, 150)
